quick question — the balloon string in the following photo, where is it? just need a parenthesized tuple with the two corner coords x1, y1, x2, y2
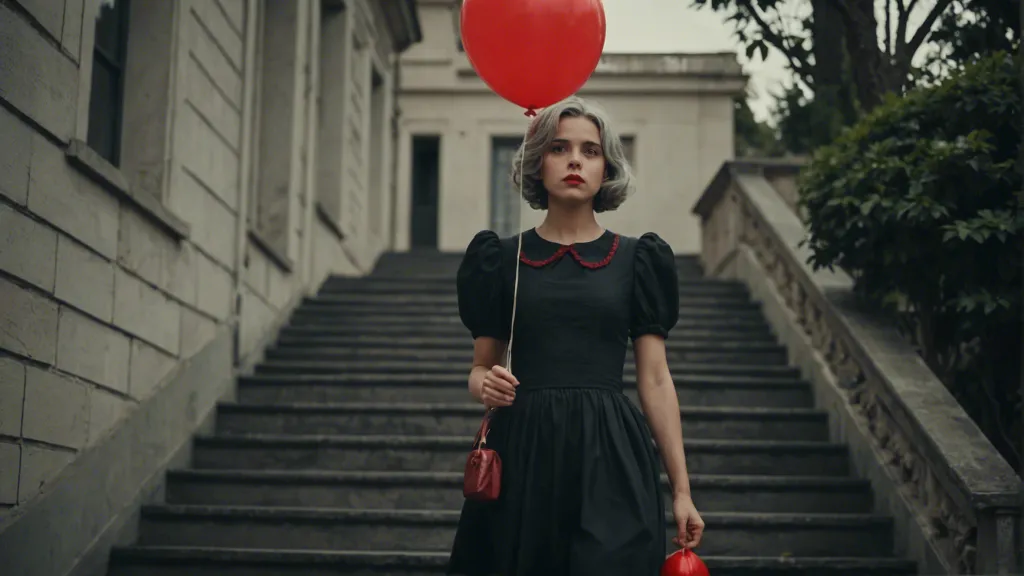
(504, 122, 528, 374)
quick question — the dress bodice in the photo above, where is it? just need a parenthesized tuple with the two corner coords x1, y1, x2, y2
(456, 228, 679, 393)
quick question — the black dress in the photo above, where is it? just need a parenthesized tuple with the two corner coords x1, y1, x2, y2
(447, 227, 680, 576)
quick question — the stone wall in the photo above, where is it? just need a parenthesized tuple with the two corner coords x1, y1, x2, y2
(0, 1, 417, 574)
(692, 160, 1024, 575)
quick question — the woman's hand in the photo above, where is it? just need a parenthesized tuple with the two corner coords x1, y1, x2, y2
(671, 495, 705, 549)
(481, 365, 519, 408)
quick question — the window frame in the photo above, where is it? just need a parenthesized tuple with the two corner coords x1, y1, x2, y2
(68, 0, 190, 240)
(85, 0, 132, 167)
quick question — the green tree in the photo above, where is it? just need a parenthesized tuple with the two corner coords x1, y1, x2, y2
(798, 52, 1022, 469)
(698, 0, 1020, 150)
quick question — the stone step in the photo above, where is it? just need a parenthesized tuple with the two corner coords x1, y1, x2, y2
(107, 547, 918, 576)
(311, 280, 745, 295)
(215, 403, 828, 441)
(342, 259, 706, 275)
(274, 327, 777, 347)
(316, 282, 723, 299)
(236, 373, 814, 407)
(300, 295, 757, 312)
(263, 345, 790, 366)
(283, 315, 772, 333)
(191, 435, 849, 476)
(304, 294, 748, 310)
(350, 270, 713, 282)
(318, 277, 735, 295)
(308, 287, 752, 305)
(133, 506, 893, 558)
(269, 339, 783, 353)
(312, 281, 746, 301)
(165, 470, 871, 514)
(369, 251, 704, 264)
(289, 306, 765, 324)
(265, 342, 786, 362)
(251, 361, 800, 378)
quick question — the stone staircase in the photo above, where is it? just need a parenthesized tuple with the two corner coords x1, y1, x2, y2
(106, 252, 918, 575)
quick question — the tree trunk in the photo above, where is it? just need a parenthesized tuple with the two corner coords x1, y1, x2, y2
(841, 0, 887, 111)
(1018, 0, 1024, 486)
(1018, 0, 1024, 563)
(809, 0, 851, 142)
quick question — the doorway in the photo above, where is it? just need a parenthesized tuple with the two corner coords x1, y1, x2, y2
(490, 137, 523, 238)
(410, 135, 440, 249)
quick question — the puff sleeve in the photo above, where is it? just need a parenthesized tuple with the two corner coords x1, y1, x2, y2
(456, 230, 507, 340)
(630, 232, 680, 340)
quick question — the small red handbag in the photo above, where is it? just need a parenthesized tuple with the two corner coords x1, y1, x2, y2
(463, 408, 501, 501)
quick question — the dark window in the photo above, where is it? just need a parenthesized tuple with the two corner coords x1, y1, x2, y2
(87, 0, 131, 166)
(410, 136, 441, 248)
(490, 137, 521, 237)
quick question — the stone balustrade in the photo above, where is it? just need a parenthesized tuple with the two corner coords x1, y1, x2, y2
(692, 160, 1023, 575)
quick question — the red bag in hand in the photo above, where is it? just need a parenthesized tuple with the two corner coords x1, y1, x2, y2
(464, 408, 501, 501)
(661, 549, 709, 576)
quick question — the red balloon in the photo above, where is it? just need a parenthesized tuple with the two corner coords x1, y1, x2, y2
(661, 549, 710, 576)
(460, 0, 606, 113)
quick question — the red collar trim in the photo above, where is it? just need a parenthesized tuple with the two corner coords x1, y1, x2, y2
(519, 234, 620, 269)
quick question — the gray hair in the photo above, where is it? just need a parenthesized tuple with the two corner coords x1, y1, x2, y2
(511, 96, 635, 213)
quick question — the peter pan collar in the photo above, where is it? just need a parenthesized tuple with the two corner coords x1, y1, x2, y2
(517, 228, 620, 269)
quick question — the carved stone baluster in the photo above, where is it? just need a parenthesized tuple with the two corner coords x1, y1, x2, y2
(726, 194, 987, 575)
(800, 294, 816, 339)
(811, 304, 830, 351)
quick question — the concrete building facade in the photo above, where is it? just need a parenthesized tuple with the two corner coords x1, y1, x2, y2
(395, 0, 746, 254)
(0, 1, 419, 574)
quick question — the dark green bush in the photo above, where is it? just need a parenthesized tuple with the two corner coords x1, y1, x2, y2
(798, 52, 1022, 469)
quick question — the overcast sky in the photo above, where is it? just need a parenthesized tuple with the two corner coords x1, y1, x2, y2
(599, 0, 793, 123)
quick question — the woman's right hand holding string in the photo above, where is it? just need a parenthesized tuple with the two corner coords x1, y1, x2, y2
(481, 365, 519, 408)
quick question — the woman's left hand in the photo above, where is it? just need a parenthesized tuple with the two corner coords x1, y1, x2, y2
(671, 495, 705, 549)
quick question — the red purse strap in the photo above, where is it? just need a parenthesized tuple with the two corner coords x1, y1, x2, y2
(471, 408, 496, 449)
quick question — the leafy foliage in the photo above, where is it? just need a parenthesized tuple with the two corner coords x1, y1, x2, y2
(692, 0, 815, 89)
(922, 0, 1021, 79)
(698, 0, 1020, 155)
(798, 52, 1022, 468)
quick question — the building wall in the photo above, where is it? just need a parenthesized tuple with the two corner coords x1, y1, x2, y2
(0, 0, 410, 573)
(395, 0, 744, 255)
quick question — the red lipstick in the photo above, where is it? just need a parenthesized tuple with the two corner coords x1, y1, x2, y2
(563, 174, 585, 184)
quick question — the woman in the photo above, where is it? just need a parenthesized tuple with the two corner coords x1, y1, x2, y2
(448, 96, 704, 576)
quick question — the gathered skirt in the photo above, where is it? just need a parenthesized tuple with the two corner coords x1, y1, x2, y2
(446, 386, 666, 576)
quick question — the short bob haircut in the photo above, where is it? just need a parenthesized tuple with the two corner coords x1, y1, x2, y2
(511, 96, 635, 213)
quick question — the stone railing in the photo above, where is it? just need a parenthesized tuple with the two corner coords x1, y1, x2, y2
(692, 160, 1023, 575)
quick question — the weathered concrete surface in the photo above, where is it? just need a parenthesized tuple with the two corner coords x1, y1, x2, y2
(693, 160, 1024, 575)
(0, 0, 420, 574)
(0, 323, 233, 576)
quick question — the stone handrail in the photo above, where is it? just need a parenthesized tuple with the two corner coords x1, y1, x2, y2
(692, 160, 1022, 575)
